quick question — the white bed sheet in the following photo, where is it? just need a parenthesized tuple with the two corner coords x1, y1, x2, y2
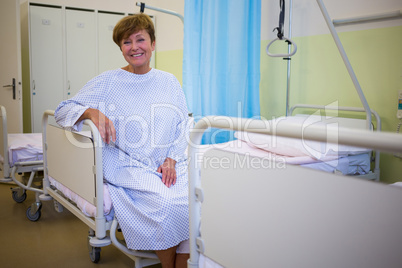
(302, 152, 370, 175)
(2, 133, 43, 166)
(48, 176, 113, 220)
(195, 140, 370, 175)
(1, 131, 91, 167)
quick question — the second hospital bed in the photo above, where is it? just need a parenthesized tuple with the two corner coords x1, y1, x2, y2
(0, 105, 46, 220)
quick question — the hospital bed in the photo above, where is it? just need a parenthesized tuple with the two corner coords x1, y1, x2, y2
(40, 110, 160, 268)
(187, 114, 402, 268)
(0, 105, 45, 220)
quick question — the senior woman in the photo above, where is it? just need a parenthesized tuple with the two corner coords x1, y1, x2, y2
(54, 14, 190, 268)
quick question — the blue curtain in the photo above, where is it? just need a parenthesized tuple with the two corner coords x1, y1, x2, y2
(183, 0, 261, 144)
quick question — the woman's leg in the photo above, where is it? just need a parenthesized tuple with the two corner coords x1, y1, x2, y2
(155, 246, 178, 268)
(175, 253, 190, 268)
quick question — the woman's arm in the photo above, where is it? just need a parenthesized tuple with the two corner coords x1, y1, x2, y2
(77, 108, 116, 144)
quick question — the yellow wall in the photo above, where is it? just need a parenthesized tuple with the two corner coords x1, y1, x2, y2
(260, 25, 402, 183)
(155, 49, 183, 85)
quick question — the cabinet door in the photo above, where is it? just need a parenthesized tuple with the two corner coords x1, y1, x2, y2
(66, 9, 97, 98)
(30, 5, 64, 133)
(97, 12, 126, 73)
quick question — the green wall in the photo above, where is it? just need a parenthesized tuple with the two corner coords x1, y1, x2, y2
(261, 25, 402, 183)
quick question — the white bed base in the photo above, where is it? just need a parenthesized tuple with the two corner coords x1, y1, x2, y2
(41, 111, 160, 268)
(0, 105, 46, 220)
(188, 116, 402, 268)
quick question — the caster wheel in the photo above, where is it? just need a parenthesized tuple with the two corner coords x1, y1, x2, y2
(87, 235, 101, 263)
(53, 199, 64, 213)
(89, 246, 101, 263)
(26, 206, 41, 221)
(12, 190, 27, 203)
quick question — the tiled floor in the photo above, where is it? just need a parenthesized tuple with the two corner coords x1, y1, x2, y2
(0, 182, 161, 268)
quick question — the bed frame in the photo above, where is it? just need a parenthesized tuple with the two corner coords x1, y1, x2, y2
(187, 115, 402, 268)
(0, 105, 45, 220)
(41, 111, 160, 268)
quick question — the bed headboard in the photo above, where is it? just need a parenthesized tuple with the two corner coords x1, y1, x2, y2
(46, 125, 96, 205)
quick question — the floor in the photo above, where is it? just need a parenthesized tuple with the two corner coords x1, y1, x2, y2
(0, 181, 162, 268)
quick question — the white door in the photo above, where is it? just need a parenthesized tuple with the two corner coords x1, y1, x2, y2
(30, 5, 64, 133)
(0, 0, 23, 133)
(66, 9, 97, 98)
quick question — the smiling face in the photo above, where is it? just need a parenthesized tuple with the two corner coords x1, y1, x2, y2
(120, 30, 155, 74)
(113, 14, 156, 74)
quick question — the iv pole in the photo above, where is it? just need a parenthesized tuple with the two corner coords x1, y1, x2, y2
(266, 0, 297, 117)
(285, 0, 293, 116)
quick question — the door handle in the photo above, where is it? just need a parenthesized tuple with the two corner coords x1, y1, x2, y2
(2, 78, 16, 99)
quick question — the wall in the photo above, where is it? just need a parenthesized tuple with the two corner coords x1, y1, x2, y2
(261, 0, 402, 183)
(19, 0, 185, 81)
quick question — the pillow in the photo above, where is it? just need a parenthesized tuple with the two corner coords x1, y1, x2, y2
(235, 116, 371, 160)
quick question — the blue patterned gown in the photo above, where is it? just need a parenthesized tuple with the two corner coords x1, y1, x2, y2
(55, 68, 190, 250)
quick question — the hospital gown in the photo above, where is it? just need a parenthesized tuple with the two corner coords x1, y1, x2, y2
(54, 68, 190, 250)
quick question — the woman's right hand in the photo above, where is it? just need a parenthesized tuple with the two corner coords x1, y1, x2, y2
(80, 108, 116, 144)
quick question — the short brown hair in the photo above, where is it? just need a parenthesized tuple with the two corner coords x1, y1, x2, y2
(113, 13, 155, 47)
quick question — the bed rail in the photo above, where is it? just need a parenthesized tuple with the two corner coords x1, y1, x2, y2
(187, 115, 402, 267)
(41, 110, 160, 267)
(41, 110, 108, 240)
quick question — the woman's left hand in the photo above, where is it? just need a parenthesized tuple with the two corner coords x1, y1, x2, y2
(157, 157, 177, 188)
